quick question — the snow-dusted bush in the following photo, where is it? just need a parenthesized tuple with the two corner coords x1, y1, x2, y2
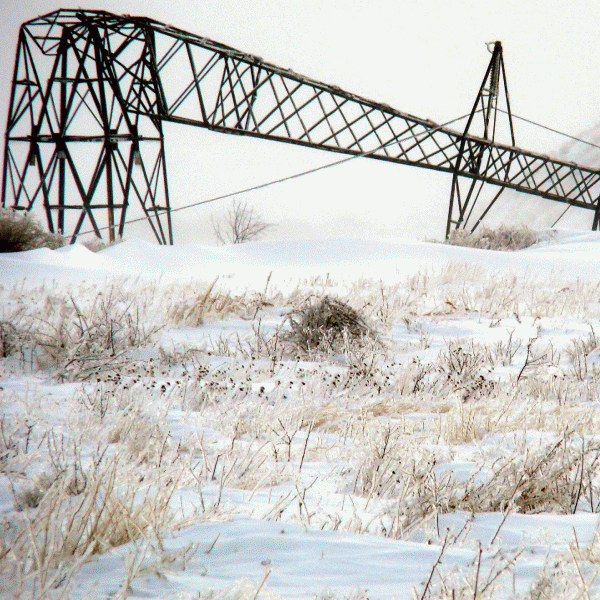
(0, 208, 65, 252)
(445, 224, 539, 251)
(281, 296, 378, 358)
(80, 235, 124, 252)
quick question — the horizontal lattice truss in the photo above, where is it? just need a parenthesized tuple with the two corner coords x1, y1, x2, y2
(4, 9, 600, 242)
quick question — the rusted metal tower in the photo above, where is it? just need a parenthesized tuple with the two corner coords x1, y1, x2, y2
(3, 10, 600, 243)
(446, 41, 516, 237)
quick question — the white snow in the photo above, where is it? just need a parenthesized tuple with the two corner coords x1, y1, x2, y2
(2, 229, 600, 599)
(4, 229, 600, 286)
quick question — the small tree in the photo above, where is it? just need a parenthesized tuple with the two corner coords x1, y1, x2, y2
(212, 199, 273, 244)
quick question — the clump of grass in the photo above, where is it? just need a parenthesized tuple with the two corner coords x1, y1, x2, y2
(1, 284, 161, 380)
(0, 208, 65, 252)
(164, 278, 253, 326)
(281, 296, 377, 358)
(445, 224, 539, 251)
(457, 431, 600, 515)
(434, 339, 497, 401)
(2, 451, 181, 596)
(390, 339, 496, 402)
(566, 327, 599, 381)
(355, 428, 600, 539)
(421, 550, 594, 600)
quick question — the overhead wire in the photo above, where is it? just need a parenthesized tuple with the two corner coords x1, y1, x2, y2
(498, 108, 600, 152)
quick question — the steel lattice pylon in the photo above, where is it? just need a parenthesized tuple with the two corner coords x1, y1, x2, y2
(447, 41, 516, 236)
(3, 10, 172, 243)
(4, 10, 600, 243)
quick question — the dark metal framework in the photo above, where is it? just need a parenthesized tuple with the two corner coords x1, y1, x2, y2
(447, 41, 516, 237)
(4, 9, 600, 243)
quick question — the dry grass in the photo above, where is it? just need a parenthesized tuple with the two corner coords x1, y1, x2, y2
(162, 278, 258, 326)
(444, 224, 539, 251)
(2, 264, 600, 597)
(0, 280, 277, 379)
(1, 451, 182, 598)
(0, 283, 158, 378)
(349, 423, 600, 543)
(281, 295, 378, 358)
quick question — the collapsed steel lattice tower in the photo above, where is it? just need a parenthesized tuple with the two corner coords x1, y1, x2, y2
(4, 9, 600, 243)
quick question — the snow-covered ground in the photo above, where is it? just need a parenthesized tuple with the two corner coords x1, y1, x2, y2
(2, 230, 600, 599)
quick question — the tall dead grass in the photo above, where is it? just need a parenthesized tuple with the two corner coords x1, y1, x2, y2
(444, 224, 539, 251)
(2, 261, 600, 597)
(1, 451, 181, 598)
(352, 425, 600, 542)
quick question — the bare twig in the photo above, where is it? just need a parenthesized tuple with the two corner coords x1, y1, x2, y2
(419, 531, 450, 600)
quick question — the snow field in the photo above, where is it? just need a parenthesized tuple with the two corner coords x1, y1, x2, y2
(2, 234, 600, 598)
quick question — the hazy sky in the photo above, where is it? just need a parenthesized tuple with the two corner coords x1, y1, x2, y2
(2, 0, 600, 244)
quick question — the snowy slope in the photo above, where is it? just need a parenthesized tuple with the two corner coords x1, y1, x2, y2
(3, 229, 600, 285)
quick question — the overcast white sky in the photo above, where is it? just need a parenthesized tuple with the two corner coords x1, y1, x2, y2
(2, 0, 600, 244)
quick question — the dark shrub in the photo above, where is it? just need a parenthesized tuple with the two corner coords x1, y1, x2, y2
(0, 209, 65, 252)
(445, 225, 539, 251)
(282, 296, 377, 357)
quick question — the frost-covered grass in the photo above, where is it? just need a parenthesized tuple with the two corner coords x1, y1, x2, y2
(443, 224, 540, 252)
(2, 236, 600, 599)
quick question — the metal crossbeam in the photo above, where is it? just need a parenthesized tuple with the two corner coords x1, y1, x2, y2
(3, 9, 600, 243)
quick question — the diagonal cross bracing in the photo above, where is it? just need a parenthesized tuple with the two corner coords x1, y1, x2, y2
(3, 9, 600, 244)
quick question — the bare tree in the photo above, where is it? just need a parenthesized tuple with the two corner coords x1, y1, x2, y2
(212, 199, 273, 244)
